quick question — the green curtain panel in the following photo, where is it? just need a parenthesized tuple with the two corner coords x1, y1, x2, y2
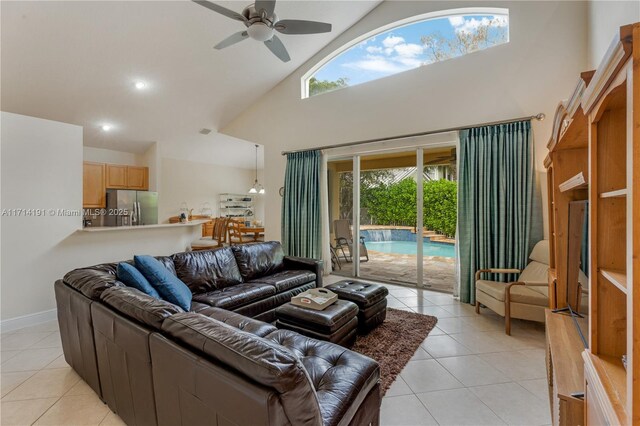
(458, 120, 538, 304)
(281, 150, 322, 259)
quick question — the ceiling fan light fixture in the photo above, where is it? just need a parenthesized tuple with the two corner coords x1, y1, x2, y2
(247, 22, 274, 42)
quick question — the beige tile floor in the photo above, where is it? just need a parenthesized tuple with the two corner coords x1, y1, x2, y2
(1, 276, 550, 426)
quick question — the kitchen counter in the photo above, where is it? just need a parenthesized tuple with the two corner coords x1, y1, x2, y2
(78, 219, 210, 232)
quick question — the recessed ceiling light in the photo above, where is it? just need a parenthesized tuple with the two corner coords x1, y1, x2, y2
(101, 124, 112, 132)
(134, 81, 147, 90)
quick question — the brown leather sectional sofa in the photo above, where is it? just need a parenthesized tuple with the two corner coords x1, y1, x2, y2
(55, 241, 381, 426)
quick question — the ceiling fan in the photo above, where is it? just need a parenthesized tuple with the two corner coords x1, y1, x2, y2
(192, 0, 332, 62)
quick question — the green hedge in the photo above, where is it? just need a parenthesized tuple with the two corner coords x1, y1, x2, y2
(362, 178, 457, 237)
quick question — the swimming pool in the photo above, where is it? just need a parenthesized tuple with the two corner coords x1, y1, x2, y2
(365, 240, 456, 257)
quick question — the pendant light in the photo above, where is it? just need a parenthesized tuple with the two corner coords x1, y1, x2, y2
(248, 144, 264, 194)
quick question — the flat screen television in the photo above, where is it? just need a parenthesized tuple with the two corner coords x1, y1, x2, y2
(563, 200, 589, 347)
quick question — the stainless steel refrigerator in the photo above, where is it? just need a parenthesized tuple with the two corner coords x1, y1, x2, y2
(104, 189, 158, 226)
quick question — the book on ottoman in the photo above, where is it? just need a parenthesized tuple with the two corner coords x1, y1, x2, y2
(291, 288, 338, 310)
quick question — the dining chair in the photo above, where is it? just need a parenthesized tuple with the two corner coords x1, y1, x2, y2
(228, 220, 256, 245)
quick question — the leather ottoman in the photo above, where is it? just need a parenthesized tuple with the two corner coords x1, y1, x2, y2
(275, 300, 359, 347)
(325, 280, 389, 334)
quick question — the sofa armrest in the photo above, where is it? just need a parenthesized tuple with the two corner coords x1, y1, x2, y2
(475, 268, 521, 281)
(283, 256, 323, 288)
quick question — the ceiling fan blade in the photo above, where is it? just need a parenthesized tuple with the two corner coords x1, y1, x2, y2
(192, 1, 246, 22)
(274, 19, 332, 35)
(255, 0, 276, 17)
(264, 35, 290, 62)
(214, 31, 249, 49)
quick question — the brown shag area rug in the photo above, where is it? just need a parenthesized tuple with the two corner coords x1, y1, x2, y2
(351, 308, 438, 395)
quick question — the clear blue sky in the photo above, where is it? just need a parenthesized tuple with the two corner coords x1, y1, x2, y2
(313, 14, 508, 88)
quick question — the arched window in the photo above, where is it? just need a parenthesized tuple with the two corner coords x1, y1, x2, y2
(302, 8, 509, 98)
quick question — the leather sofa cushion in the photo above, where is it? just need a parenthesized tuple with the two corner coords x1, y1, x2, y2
(476, 280, 548, 306)
(231, 242, 285, 281)
(161, 312, 322, 425)
(171, 248, 243, 294)
(195, 307, 277, 337)
(266, 329, 380, 426)
(100, 286, 184, 330)
(249, 270, 316, 292)
(192, 283, 276, 310)
(63, 256, 176, 300)
(63, 263, 121, 300)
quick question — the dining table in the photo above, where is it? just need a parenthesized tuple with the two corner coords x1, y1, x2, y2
(239, 225, 265, 240)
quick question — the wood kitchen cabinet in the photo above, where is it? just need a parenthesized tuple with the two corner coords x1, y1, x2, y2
(126, 166, 148, 190)
(106, 164, 128, 188)
(83, 162, 106, 208)
(106, 164, 149, 190)
(84, 162, 150, 208)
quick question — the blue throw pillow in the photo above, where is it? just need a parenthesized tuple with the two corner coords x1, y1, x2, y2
(134, 255, 192, 311)
(116, 262, 161, 299)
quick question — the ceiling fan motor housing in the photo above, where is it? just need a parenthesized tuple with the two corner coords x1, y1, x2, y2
(243, 6, 277, 41)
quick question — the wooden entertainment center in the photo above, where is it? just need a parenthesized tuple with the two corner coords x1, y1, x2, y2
(544, 23, 639, 425)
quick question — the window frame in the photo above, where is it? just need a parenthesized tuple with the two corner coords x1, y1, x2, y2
(301, 7, 509, 99)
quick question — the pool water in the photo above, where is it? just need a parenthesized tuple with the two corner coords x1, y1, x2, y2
(365, 240, 456, 257)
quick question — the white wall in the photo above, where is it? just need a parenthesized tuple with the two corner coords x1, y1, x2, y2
(159, 157, 265, 223)
(83, 146, 141, 165)
(587, 1, 640, 69)
(222, 1, 588, 241)
(1, 112, 201, 326)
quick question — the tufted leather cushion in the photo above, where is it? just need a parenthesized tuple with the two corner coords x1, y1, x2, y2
(249, 270, 316, 292)
(161, 312, 323, 425)
(171, 248, 243, 294)
(231, 242, 285, 281)
(100, 286, 183, 330)
(275, 300, 359, 334)
(63, 263, 121, 300)
(326, 280, 389, 308)
(192, 283, 276, 310)
(195, 306, 277, 337)
(265, 329, 380, 426)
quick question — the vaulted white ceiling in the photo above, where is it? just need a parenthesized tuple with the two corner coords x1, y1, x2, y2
(1, 0, 380, 168)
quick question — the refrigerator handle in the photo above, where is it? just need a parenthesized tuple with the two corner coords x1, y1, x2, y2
(137, 202, 142, 225)
(132, 202, 137, 225)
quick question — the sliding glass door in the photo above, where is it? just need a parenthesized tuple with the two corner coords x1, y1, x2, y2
(356, 151, 419, 285)
(328, 146, 457, 292)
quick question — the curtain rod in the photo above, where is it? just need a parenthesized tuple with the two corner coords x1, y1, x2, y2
(281, 113, 545, 155)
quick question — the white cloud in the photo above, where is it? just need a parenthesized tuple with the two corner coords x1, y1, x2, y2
(448, 16, 464, 27)
(342, 55, 405, 73)
(366, 46, 383, 54)
(394, 56, 423, 68)
(382, 35, 405, 48)
(449, 15, 509, 34)
(394, 43, 423, 58)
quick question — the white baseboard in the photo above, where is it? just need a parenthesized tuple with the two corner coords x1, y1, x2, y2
(1, 309, 58, 333)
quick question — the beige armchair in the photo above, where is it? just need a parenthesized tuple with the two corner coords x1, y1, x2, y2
(475, 240, 550, 335)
